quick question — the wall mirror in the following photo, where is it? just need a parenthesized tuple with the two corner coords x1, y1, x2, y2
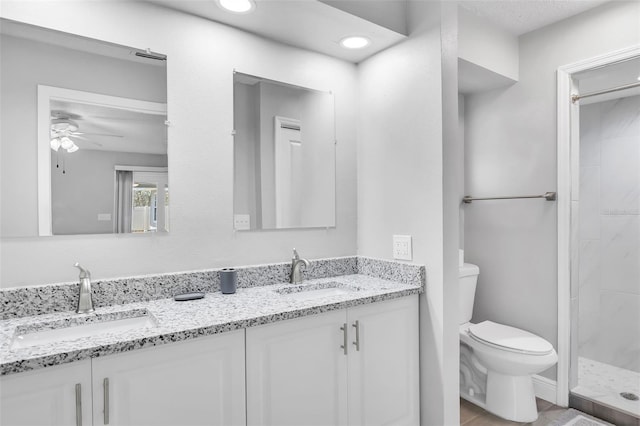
(0, 19, 168, 237)
(233, 72, 336, 230)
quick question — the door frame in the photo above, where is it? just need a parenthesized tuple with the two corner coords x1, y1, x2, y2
(555, 44, 640, 406)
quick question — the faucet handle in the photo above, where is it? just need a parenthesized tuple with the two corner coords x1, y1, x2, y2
(292, 248, 300, 260)
(74, 263, 91, 279)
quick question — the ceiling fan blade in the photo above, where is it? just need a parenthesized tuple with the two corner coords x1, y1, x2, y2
(50, 110, 83, 120)
(69, 134, 103, 147)
(78, 132, 124, 138)
(87, 115, 162, 122)
(70, 131, 123, 138)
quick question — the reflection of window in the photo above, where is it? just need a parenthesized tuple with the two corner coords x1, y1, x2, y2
(131, 172, 168, 233)
(133, 183, 158, 232)
(114, 166, 168, 233)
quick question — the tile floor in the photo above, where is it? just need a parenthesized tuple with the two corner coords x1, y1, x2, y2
(460, 398, 569, 425)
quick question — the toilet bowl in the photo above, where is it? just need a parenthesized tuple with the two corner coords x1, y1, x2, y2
(459, 263, 558, 422)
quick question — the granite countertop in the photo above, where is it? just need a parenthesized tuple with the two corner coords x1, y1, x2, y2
(0, 274, 422, 376)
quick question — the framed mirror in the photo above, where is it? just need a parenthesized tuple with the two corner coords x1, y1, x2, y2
(233, 72, 336, 230)
(0, 19, 168, 237)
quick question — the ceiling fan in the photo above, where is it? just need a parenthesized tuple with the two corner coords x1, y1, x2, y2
(49, 115, 122, 153)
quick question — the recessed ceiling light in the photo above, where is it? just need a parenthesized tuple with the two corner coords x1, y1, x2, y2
(340, 36, 370, 49)
(217, 0, 255, 14)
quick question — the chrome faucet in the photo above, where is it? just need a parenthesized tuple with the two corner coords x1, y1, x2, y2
(74, 263, 94, 314)
(290, 248, 310, 284)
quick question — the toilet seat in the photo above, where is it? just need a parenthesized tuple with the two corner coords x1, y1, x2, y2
(468, 321, 553, 355)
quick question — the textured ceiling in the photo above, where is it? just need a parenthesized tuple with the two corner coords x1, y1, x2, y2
(458, 0, 612, 35)
(142, 1, 619, 63)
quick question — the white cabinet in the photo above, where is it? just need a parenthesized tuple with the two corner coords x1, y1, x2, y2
(1, 330, 245, 426)
(347, 297, 420, 426)
(1, 295, 418, 426)
(0, 359, 92, 426)
(246, 309, 348, 426)
(92, 329, 245, 426)
(246, 295, 419, 426)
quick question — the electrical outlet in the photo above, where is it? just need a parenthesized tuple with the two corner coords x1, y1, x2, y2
(234, 214, 251, 230)
(393, 235, 412, 261)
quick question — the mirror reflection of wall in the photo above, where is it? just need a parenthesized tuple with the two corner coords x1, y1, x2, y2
(43, 89, 168, 236)
(233, 72, 336, 230)
(0, 19, 168, 237)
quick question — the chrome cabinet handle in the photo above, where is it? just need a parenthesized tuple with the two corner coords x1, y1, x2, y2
(352, 320, 360, 351)
(340, 323, 348, 355)
(75, 383, 82, 426)
(103, 378, 110, 425)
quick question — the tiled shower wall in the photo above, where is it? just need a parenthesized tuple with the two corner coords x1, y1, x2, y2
(578, 94, 640, 373)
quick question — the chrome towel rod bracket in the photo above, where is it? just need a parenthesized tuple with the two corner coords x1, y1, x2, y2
(463, 192, 556, 204)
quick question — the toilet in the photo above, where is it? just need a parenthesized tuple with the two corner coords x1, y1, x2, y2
(459, 263, 558, 422)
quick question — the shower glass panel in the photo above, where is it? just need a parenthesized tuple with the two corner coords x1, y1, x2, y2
(572, 58, 640, 419)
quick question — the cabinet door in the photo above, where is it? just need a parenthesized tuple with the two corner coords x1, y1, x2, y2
(246, 309, 348, 426)
(1, 360, 92, 426)
(347, 295, 420, 426)
(91, 330, 245, 426)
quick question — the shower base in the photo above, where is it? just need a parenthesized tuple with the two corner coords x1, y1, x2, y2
(572, 357, 639, 419)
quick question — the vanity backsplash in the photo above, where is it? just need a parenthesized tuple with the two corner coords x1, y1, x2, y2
(0, 257, 425, 320)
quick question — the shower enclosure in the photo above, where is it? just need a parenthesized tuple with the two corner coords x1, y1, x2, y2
(560, 52, 640, 424)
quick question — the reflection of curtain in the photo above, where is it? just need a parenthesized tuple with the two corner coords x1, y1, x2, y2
(115, 170, 133, 233)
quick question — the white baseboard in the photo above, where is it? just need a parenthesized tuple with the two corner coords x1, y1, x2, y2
(533, 375, 557, 404)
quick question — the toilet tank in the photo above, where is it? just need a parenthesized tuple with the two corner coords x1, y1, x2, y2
(459, 263, 480, 325)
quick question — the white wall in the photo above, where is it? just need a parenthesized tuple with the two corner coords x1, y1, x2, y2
(234, 80, 335, 230)
(257, 82, 335, 229)
(458, 7, 518, 82)
(0, 0, 358, 287)
(51, 150, 167, 235)
(233, 82, 260, 227)
(463, 1, 640, 381)
(357, 2, 460, 424)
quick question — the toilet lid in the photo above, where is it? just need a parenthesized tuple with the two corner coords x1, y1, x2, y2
(468, 321, 554, 355)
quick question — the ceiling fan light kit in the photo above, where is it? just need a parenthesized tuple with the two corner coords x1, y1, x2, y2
(60, 136, 74, 150)
(49, 138, 61, 151)
(49, 112, 123, 154)
(50, 118, 81, 153)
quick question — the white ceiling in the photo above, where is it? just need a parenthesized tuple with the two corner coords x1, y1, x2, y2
(457, 0, 612, 36)
(145, 0, 615, 65)
(145, 0, 407, 63)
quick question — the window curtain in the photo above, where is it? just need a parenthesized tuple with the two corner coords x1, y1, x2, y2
(115, 170, 133, 233)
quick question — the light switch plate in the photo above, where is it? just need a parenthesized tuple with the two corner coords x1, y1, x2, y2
(393, 235, 412, 261)
(97, 213, 112, 221)
(234, 214, 250, 230)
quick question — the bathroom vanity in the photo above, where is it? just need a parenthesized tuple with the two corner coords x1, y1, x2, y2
(0, 257, 423, 426)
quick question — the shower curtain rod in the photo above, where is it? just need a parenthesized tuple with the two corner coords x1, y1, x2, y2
(462, 192, 557, 204)
(571, 81, 640, 103)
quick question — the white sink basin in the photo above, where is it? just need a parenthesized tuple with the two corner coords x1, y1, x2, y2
(11, 310, 157, 350)
(275, 282, 361, 301)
